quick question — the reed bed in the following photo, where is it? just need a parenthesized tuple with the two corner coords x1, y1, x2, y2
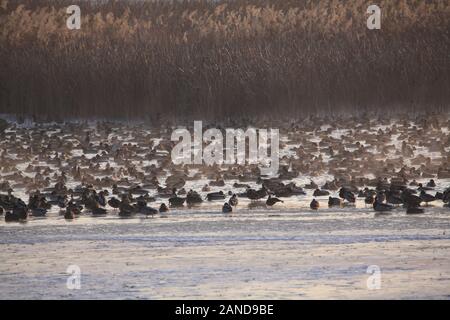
(0, 0, 449, 121)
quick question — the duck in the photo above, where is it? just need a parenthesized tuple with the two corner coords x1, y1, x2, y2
(92, 207, 107, 216)
(386, 191, 403, 206)
(310, 199, 319, 210)
(119, 197, 135, 216)
(364, 194, 375, 206)
(169, 194, 185, 207)
(373, 200, 394, 212)
(64, 207, 75, 220)
(313, 189, 329, 197)
(137, 205, 158, 217)
(108, 197, 121, 209)
(328, 197, 341, 207)
(229, 194, 238, 207)
(246, 187, 267, 201)
(30, 207, 47, 217)
(222, 202, 233, 213)
(206, 191, 226, 201)
(339, 187, 355, 203)
(5, 211, 20, 222)
(266, 195, 283, 207)
(186, 190, 203, 205)
(420, 190, 436, 205)
(159, 203, 169, 213)
(426, 179, 436, 188)
(406, 207, 424, 214)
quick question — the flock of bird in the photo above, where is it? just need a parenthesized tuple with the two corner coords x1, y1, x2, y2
(0, 113, 449, 222)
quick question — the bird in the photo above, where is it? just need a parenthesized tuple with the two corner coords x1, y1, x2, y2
(373, 200, 394, 212)
(159, 203, 169, 213)
(206, 191, 226, 201)
(137, 205, 158, 217)
(30, 207, 47, 217)
(186, 190, 203, 205)
(406, 207, 424, 214)
(328, 197, 341, 207)
(246, 187, 267, 201)
(229, 194, 238, 207)
(386, 191, 403, 206)
(92, 207, 107, 216)
(420, 190, 436, 206)
(313, 189, 329, 197)
(169, 195, 186, 207)
(64, 207, 76, 220)
(266, 195, 283, 206)
(426, 179, 436, 188)
(108, 197, 121, 209)
(339, 188, 355, 203)
(222, 202, 233, 213)
(310, 199, 319, 210)
(364, 194, 375, 207)
(5, 211, 20, 222)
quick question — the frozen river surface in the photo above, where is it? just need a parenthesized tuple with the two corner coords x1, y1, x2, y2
(1, 208, 450, 299)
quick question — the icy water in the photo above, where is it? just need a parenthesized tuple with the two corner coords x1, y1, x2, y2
(1, 207, 450, 299)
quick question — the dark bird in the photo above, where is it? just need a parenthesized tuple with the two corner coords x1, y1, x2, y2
(339, 188, 355, 203)
(108, 197, 121, 209)
(420, 190, 436, 205)
(169, 195, 186, 207)
(328, 197, 341, 207)
(229, 194, 238, 207)
(406, 207, 424, 214)
(310, 199, 319, 210)
(30, 207, 47, 217)
(386, 191, 403, 206)
(364, 194, 375, 206)
(186, 190, 203, 205)
(92, 207, 107, 216)
(222, 202, 233, 213)
(246, 187, 268, 201)
(313, 189, 329, 197)
(137, 205, 158, 217)
(373, 200, 394, 212)
(64, 207, 76, 220)
(159, 203, 169, 213)
(266, 195, 283, 206)
(426, 179, 436, 188)
(206, 191, 226, 201)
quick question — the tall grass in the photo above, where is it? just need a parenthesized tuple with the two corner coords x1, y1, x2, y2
(0, 0, 449, 121)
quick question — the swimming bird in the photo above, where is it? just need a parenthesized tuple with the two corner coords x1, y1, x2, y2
(92, 207, 107, 216)
(364, 194, 375, 207)
(406, 207, 424, 214)
(169, 194, 186, 207)
(108, 197, 121, 209)
(222, 202, 233, 213)
(420, 190, 436, 206)
(206, 191, 226, 201)
(426, 179, 436, 188)
(186, 190, 203, 205)
(313, 189, 329, 197)
(266, 195, 283, 206)
(373, 200, 394, 212)
(137, 205, 158, 217)
(339, 188, 355, 203)
(310, 199, 319, 210)
(229, 194, 238, 207)
(246, 187, 267, 201)
(328, 197, 341, 207)
(159, 203, 169, 213)
(30, 207, 47, 217)
(64, 207, 75, 220)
